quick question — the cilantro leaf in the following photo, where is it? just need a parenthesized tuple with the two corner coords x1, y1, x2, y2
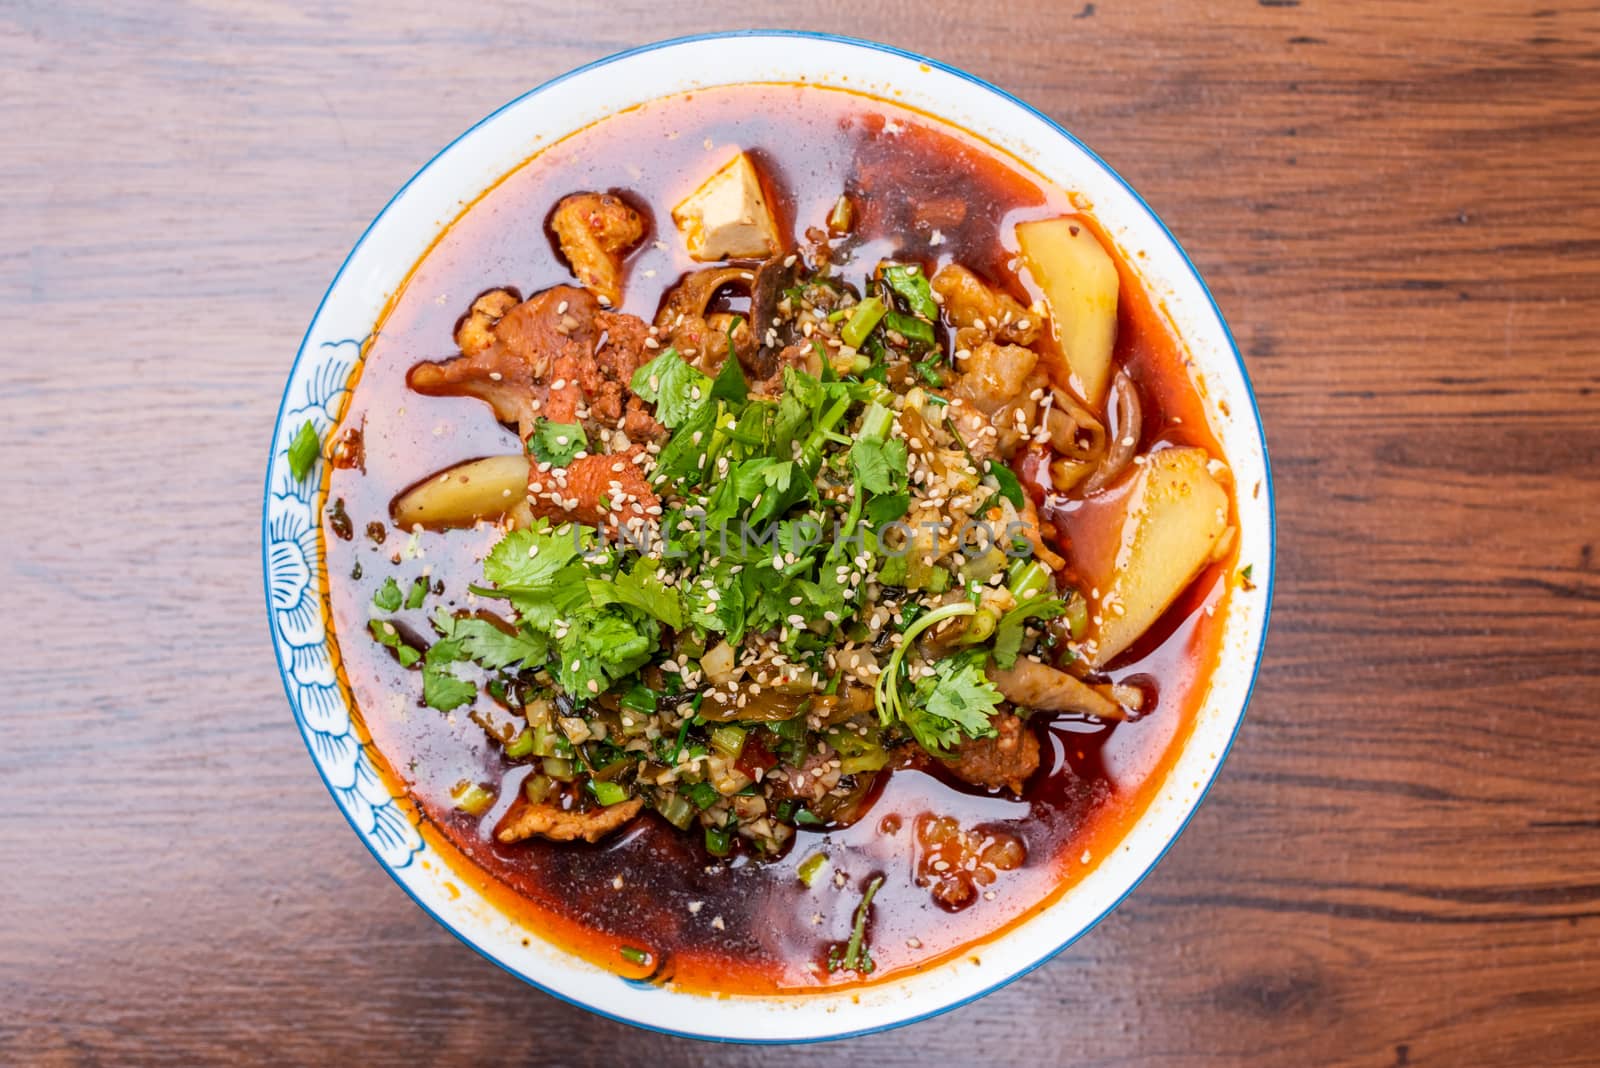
(904, 653, 1002, 754)
(484, 563, 594, 633)
(986, 460, 1026, 509)
(705, 457, 809, 529)
(864, 491, 910, 527)
(287, 421, 320, 482)
(710, 319, 749, 406)
(528, 419, 589, 467)
(422, 639, 476, 712)
(650, 403, 718, 487)
(631, 347, 714, 428)
(924, 657, 1002, 735)
(368, 618, 421, 668)
(850, 437, 908, 496)
(476, 524, 596, 632)
(731, 397, 776, 452)
(773, 381, 812, 458)
(588, 557, 684, 630)
(431, 607, 547, 670)
(372, 577, 403, 613)
(683, 559, 747, 641)
(483, 522, 585, 590)
(991, 597, 1066, 669)
(555, 609, 656, 701)
(405, 577, 428, 610)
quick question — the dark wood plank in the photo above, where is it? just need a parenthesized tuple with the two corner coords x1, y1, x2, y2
(3, 1, 1597, 1065)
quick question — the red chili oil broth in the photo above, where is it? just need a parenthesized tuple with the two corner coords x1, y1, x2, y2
(320, 83, 1237, 993)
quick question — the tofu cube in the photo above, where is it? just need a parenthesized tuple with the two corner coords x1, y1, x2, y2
(672, 151, 782, 261)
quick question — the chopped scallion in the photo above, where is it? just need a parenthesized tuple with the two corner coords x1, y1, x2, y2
(797, 851, 829, 887)
(704, 825, 733, 857)
(841, 296, 887, 348)
(1007, 559, 1051, 602)
(589, 780, 628, 806)
(449, 781, 494, 817)
(286, 421, 320, 482)
(504, 728, 534, 759)
(655, 791, 695, 830)
(710, 725, 747, 760)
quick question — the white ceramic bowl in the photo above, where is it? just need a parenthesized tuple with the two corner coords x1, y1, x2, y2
(263, 31, 1274, 1043)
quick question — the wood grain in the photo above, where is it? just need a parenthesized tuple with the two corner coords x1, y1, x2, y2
(3, 1, 1598, 1064)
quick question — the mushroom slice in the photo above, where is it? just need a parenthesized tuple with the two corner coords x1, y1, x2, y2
(987, 657, 1128, 720)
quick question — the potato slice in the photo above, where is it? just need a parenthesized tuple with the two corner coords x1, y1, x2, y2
(390, 455, 531, 531)
(671, 150, 782, 261)
(1015, 217, 1119, 408)
(1060, 447, 1229, 666)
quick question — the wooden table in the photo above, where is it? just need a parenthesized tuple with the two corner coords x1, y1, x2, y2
(5, 3, 1597, 1064)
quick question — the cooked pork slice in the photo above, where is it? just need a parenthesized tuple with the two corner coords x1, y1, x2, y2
(409, 286, 664, 446)
(496, 797, 645, 844)
(954, 341, 1039, 416)
(931, 264, 1040, 345)
(526, 444, 660, 532)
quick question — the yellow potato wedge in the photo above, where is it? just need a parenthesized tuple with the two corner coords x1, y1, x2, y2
(1062, 447, 1229, 666)
(1016, 217, 1119, 408)
(390, 454, 531, 531)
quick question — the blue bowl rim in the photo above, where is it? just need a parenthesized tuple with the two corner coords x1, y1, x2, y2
(261, 28, 1277, 1046)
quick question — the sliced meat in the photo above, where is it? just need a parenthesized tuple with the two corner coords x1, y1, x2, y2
(409, 285, 663, 445)
(943, 712, 1039, 794)
(932, 264, 1039, 345)
(765, 744, 843, 805)
(954, 341, 1039, 416)
(527, 445, 660, 532)
(550, 192, 645, 307)
(496, 797, 645, 844)
(594, 311, 666, 443)
(594, 310, 657, 384)
(410, 285, 598, 437)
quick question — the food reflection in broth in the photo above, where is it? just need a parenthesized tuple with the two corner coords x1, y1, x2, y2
(318, 84, 1238, 993)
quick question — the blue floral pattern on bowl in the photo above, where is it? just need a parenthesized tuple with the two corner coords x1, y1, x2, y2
(259, 32, 1272, 1043)
(264, 338, 423, 871)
